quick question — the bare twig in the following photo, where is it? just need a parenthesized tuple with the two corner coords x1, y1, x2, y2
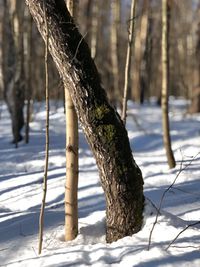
(38, 0, 49, 255)
(166, 221, 200, 250)
(147, 152, 199, 250)
(70, 31, 88, 63)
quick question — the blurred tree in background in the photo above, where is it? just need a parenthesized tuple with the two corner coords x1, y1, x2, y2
(0, 0, 200, 134)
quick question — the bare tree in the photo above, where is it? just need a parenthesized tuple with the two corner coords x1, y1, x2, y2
(64, 0, 79, 241)
(26, 0, 144, 243)
(110, 0, 121, 105)
(25, 13, 33, 144)
(189, 5, 200, 113)
(3, 0, 25, 146)
(121, 0, 137, 124)
(161, 0, 176, 169)
(131, 0, 149, 103)
(90, 0, 99, 59)
(38, 0, 49, 254)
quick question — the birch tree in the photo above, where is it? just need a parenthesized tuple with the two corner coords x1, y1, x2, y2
(121, 0, 137, 124)
(110, 0, 121, 105)
(131, 0, 149, 103)
(64, 0, 79, 241)
(161, 0, 176, 168)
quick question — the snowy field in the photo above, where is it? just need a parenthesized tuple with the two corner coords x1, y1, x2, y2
(0, 98, 200, 267)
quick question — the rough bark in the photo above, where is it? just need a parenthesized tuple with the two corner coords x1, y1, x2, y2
(26, 0, 144, 243)
(161, 0, 176, 169)
(64, 0, 79, 241)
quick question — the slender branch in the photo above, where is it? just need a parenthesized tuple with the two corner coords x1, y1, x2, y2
(147, 153, 199, 250)
(38, 0, 49, 254)
(70, 31, 88, 63)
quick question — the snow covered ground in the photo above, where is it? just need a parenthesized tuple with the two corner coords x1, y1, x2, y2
(0, 98, 199, 267)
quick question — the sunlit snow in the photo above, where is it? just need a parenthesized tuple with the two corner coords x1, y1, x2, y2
(0, 98, 199, 267)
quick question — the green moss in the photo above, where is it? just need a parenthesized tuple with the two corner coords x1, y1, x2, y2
(97, 124, 116, 143)
(95, 104, 110, 120)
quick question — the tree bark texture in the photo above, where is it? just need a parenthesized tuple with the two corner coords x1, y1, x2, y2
(3, 0, 25, 145)
(161, 0, 176, 169)
(26, 0, 144, 243)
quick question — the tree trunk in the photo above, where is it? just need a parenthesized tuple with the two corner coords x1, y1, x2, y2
(3, 0, 25, 146)
(90, 0, 99, 59)
(161, 0, 176, 169)
(131, 0, 148, 103)
(110, 0, 121, 105)
(189, 14, 200, 113)
(38, 0, 49, 254)
(64, 0, 79, 241)
(25, 14, 33, 144)
(26, 0, 144, 243)
(121, 0, 137, 124)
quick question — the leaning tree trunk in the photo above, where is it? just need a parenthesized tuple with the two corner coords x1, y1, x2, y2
(161, 0, 176, 169)
(26, 0, 144, 243)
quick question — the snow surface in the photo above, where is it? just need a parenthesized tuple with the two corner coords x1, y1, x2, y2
(0, 98, 200, 267)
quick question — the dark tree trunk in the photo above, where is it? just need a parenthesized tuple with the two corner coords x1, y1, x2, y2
(25, 0, 144, 243)
(3, 0, 25, 145)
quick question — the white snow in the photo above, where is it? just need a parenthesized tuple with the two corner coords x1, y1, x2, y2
(0, 98, 200, 267)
